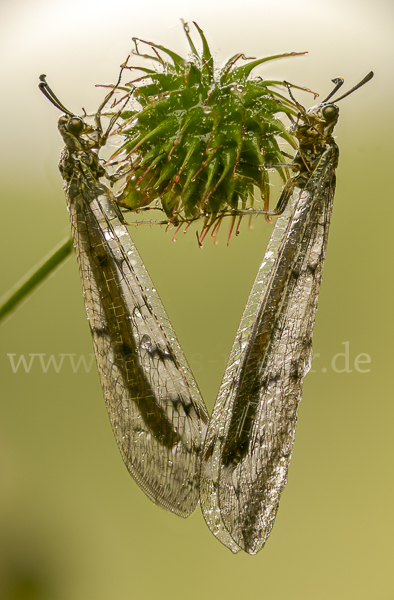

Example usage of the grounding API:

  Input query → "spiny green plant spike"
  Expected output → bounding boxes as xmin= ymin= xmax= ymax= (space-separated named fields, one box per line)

xmin=112 ymin=21 xmax=307 ymax=237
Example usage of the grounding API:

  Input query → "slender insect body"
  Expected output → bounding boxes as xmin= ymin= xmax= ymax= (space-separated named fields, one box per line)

xmin=41 ymin=78 xmax=209 ymax=517
xmin=199 ymin=83 xmax=367 ymax=553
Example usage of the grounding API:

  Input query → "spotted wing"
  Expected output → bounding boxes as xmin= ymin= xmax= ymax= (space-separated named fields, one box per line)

xmin=65 ymin=168 xmax=209 ymax=517
xmin=200 ymin=149 xmax=336 ymax=551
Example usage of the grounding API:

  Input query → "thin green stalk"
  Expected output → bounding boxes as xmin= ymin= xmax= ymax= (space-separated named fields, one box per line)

xmin=0 ymin=237 xmax=73 ymax=323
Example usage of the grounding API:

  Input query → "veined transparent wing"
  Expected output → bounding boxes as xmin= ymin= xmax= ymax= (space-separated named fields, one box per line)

xmin=69 ymin=183 xmax=209 ymax=516
xmin=200 ymin=146 xmax=337 ymax=552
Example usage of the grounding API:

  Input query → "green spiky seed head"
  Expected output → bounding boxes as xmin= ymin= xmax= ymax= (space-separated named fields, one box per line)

xmin=113 ymin=22 xmax=304 ymax=229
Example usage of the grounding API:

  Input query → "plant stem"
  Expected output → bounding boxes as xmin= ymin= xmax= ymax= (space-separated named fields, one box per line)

xmin=0 ymin=237 xmax=73 ymax=323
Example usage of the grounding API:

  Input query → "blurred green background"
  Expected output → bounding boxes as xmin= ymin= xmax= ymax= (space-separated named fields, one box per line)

xmin=0 ymin=0 xmax=392 ymax=598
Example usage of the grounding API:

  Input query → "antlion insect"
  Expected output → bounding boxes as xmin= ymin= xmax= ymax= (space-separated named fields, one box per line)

xmin=38 ymin=72 xmax=210 ymax=518
xmin=199 ymin=71 xmax=374 ymax=554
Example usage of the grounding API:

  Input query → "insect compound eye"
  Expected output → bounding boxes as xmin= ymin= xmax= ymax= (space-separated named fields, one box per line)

xmin=67 ymin=117 xmax=84 ymax=136
xmin=321 ymin=104 xmax=339 ymax=121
